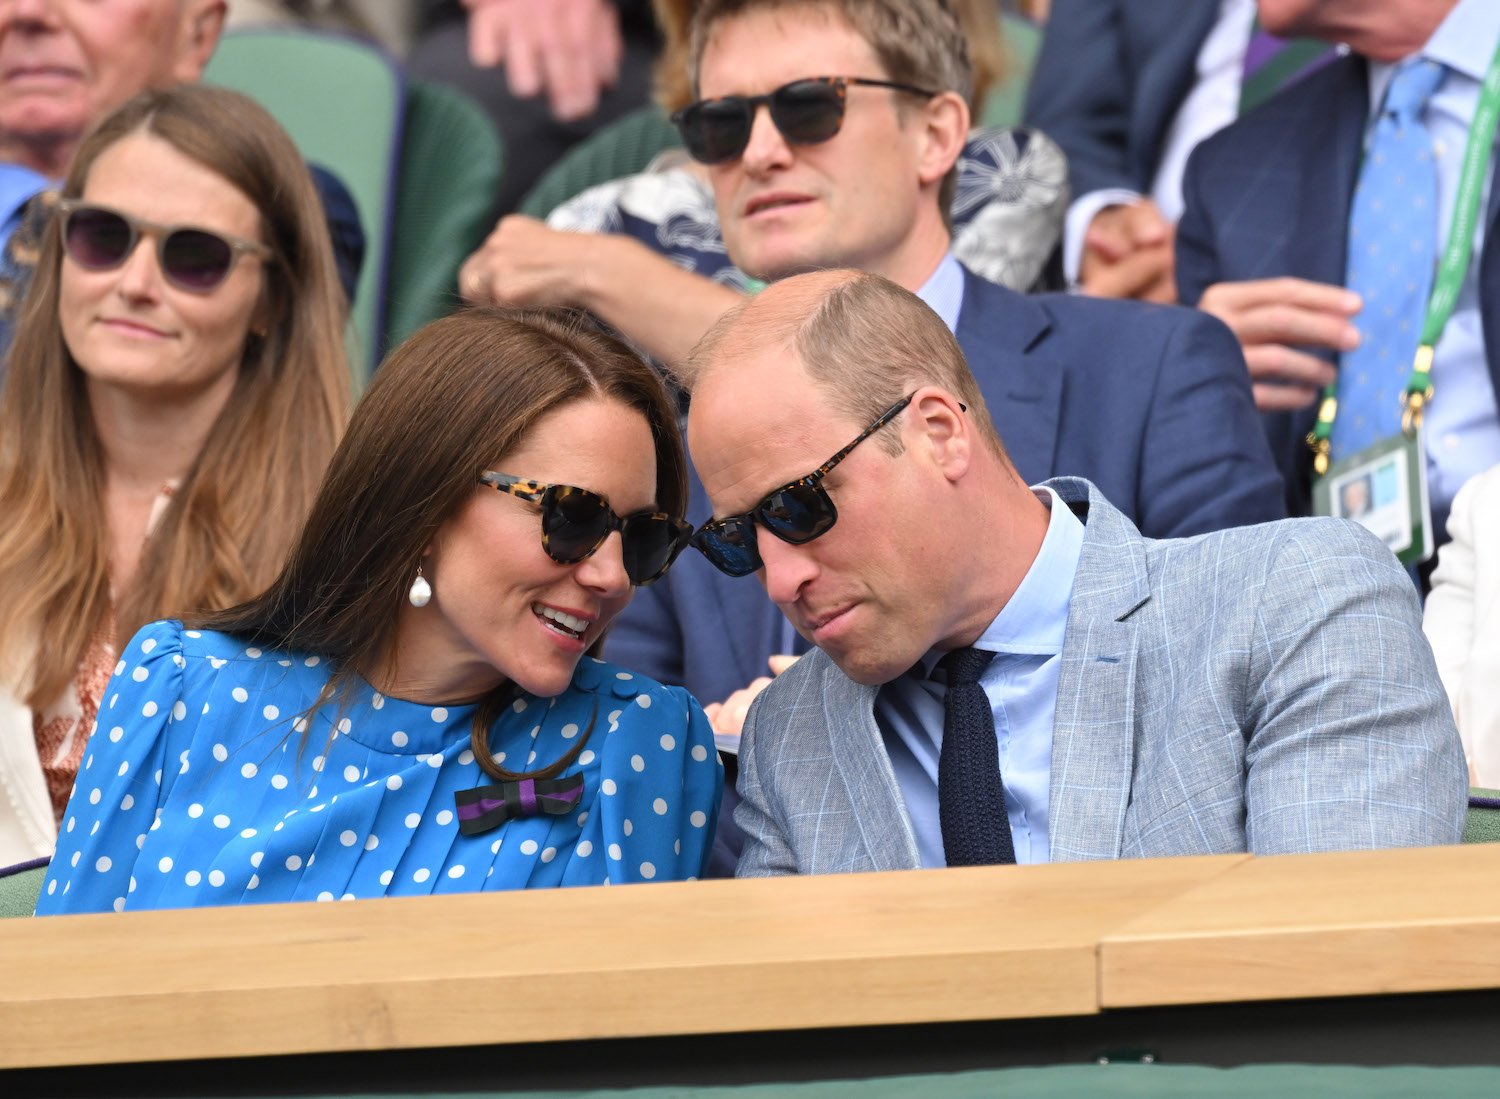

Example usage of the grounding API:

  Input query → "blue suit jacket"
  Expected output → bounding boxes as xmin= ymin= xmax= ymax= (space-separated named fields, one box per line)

xmin=1023 ymin=0 xmax=1218 ymax=198
xmin=608 ymin=268 xmax=1286 ymax=706
xmin=1176 ymin=53 xmax=1500 ymax=516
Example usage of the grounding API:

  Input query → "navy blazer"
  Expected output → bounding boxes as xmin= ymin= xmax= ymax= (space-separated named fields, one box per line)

xmin=1023 ymin=0 xmax=1218 ymax=199
xmin=1176 ymin=54 xmax=1500 ymax=516
xmin=607 ymin=267 xmax=1286 ymax=706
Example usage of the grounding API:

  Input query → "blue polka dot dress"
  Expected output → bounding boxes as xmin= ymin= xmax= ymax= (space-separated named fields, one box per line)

xmin=36 ymin=620 xmax=723 ymax=914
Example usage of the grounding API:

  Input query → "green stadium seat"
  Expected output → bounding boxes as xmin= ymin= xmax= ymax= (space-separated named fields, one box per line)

xmin=383 ymin=80 xmax=504 ymax=354
xmin=205 ymin=27 xmax=404 ymax=381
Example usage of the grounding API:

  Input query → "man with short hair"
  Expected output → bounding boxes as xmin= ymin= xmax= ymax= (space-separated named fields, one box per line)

xmin=689 ymin=269 xmax=1465 ymax=875
xmin=610 ymin=0 xmax=1286 ymax=737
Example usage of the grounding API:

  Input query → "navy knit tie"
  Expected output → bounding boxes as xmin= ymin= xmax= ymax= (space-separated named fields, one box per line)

xmin=937 ymin=646 xmax=1015 ymax=866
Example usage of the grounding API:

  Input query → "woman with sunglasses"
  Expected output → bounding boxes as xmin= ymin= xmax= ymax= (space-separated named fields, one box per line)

xmin=0 ymin=85 xmax=350 ymax=868
xmin=36 ymin=307 xmax=722 ymax=913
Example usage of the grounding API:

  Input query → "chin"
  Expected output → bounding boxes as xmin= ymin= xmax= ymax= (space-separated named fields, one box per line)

xmin=748 ymin=252 xmax=827 ymax=285
xmin=829 ymin=648 xmax=909 ymax=689
xmin=505 ymin=655 xmax=584 ymax=700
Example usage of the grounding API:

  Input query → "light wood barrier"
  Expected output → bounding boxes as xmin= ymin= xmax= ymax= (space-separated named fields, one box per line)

xmin=0 ymin=854 xmax=1244 ymax=1070
xmin=1100 ymin=844 xmax=1500 ymax=1008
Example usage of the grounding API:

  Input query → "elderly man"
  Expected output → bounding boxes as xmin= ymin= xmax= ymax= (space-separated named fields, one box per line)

xmin=601 ymin=0 xmax=1286 ymax=744
xmin=687 ymin=269 xmax=1465 ymax=875
xmin=0 ymin=0 xmax=362 ymax=336
xmin=1178 ymin=0 xmax=1500 ymax=535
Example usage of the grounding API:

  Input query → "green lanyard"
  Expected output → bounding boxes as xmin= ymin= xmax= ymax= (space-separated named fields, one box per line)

xmin=1309 ymin=40 xmax=1500 ymax=475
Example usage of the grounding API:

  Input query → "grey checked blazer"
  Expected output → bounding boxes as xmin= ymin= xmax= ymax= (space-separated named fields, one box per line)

xmin=735 ymin=478 xmax=1467 ymax=876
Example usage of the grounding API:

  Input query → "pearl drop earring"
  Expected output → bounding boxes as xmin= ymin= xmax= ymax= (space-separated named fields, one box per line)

xmin=408 ymin=565 xmax=432 ymax=608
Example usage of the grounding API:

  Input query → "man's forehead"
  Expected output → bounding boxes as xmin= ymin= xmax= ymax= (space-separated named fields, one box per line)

xmin=688 ymin=351 xmax=837 ymax=513
xmin=698 ymin=4 xmax=876 ymax=82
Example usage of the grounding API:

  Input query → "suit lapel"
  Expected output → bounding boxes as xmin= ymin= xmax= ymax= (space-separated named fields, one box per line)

xmin=1289 ymin=57 xmax=1366 ymax=287
xmin=822 ymin=672 xmax=920 ymax=871
xmin=954 ymin=270 xmax=1065 ymax=485
xmin=1046 ymin=479 xmax=1149 ymax=862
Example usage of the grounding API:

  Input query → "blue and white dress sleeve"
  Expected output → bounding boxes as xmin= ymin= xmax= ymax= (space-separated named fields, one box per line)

xmin=596 ymin=677 xmax=723 ymax=883
xmin=36 ymin=620 xmax=186 ymax=914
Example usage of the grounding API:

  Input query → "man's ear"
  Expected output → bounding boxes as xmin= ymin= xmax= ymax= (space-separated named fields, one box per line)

xmin=915 ymin=90 xmax=969 ymax=188
xmin=911 ymin=388 xmax=971 ymax=483
xmin=173 ymin=0 xmax=228 ymax=83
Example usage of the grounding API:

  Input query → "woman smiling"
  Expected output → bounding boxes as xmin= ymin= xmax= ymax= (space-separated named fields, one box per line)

xmin=36 ymin=307 xmax=721 ymax=913
xmin=0 ymin=85 xmax=350 ymax=865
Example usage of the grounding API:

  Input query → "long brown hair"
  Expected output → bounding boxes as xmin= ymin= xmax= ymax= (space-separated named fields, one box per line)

xmin=197 ymin=307 xmax=688 ymax=780
xmin=0 ymin=84 xmax=350 ymax=709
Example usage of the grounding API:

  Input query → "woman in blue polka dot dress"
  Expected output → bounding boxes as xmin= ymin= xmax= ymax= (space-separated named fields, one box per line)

xmin=37 ymin=309 xmax=722 ymax=913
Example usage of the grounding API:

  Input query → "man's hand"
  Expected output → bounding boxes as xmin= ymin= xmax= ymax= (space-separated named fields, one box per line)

xmin=463 ymin=0 xmax=623 ymax=122
xmin=1197 ymin=277 xmax=1362 ymax=412
xmin=459 ymin=215 xmax=594 ymax=310
xmin=1079 ymin=198 xmax=1177 ymax=304
xmin=703 ymin=656 xmax=800 ymax=739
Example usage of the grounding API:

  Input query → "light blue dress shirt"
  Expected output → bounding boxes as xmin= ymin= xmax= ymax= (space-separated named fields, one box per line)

xmin=915 ymin=250 xmax=966 ymax=333
xmin=1366 ymin=0 xmax=1500 ymax=520
xmin=874 ymin=486 xmax=1084 ymax=867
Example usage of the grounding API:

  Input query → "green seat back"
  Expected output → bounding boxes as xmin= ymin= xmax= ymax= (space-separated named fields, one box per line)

xmin=205 ymin=27 xmax=404 ymax=380
xmin=383 ymin=80 xmax=504 ymax=354
xmin=984 ymin=13 xmax=1044 ymax=127
xmin=1465 ymin=788 xmax=1500 ymax=843
xmin=0 ymin=863 xmax=45 ymax=918
xmin=517 ymin=105 xmax=682 ymax=221
xmin=979 ymin=14 xmax=1043 ymax=128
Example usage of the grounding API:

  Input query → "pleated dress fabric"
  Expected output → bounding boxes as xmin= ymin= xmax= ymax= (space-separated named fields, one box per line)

xmin=36 ymin=619 xmax=722 ymax=914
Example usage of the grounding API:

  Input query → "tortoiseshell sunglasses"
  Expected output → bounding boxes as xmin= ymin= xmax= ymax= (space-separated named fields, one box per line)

xmin=480 ymin=473 xmax=693 ymax=587
xmin=691 ymin=393 xmax=920 ymax=577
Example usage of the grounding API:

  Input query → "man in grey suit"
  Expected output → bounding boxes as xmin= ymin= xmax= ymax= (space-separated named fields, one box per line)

xmin=685 ymin=268 xmax=1467 ymax=876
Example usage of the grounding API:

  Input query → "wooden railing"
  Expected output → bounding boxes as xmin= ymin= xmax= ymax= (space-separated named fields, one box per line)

xmin=5 ymin=845 xmax=1500 ymax=1071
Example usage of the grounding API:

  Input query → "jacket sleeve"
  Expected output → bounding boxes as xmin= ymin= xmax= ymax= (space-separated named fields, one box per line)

xmin=1174 ymin=138 xmax=1224 ymax=307
xmin=733 ymin=689 xmax=798 ymax=877
xmin=1135 ymin=307 xmax=1287 ymax=536
xmin=35 ymin=621 xmax=186 ymax=915
xmin=1244 ymin=521 xmax=1468 ymax=852
xmin=1021 ymin=0 xmax=1139 ymax=198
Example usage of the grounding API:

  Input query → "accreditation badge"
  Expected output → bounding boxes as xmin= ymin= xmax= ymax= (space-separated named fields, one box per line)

xmin=1313 ymin=430 xmax=1433 ymax=566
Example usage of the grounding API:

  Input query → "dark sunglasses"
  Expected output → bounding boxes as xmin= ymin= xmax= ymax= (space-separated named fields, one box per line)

xmin=57 ymin=199 xmax=273 ymax=294
xmin=670 ymin=75 xmax=938 ymax=165
xmin=481 ymin=472 xmax=693 ymax=587
xmin=692 ymin=392 xmax=929 ymax=577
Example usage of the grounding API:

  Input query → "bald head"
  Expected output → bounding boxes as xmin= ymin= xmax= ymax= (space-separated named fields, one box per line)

xmin=690 ymin=268 xmax=1006 ymax=457
xmin=684 ymin=269 xmax=1046 ymax=684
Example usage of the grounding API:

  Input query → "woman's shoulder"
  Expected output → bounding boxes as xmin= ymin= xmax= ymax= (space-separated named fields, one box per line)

xmin=566 ymin=657 xmax=700 ymax=721
xmin=120 ymin=621 xmax=318 ymax=679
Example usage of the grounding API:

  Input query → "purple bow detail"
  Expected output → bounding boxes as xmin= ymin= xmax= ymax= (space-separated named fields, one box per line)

xmin=453 ymin=773 xmax=585 ymax=836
